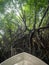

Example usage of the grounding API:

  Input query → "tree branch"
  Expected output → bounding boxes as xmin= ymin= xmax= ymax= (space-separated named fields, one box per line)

xmin=38 ymin=5 xmax=49 ymax=27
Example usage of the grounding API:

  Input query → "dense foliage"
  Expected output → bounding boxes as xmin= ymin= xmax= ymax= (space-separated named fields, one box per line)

xmin=0 ymin=0 xmax=49 ymax=64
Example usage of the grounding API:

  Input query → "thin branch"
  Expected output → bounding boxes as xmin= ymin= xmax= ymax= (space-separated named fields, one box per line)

xmin=33 ymin=2 xmax=37 ymax=30
xmin=33 ymin=10 xmax=36 ymax=29
xmin=37 ymin=26 xmax=49 ymax=30
xmin=38 ymin=5 xmax=49 ymax=27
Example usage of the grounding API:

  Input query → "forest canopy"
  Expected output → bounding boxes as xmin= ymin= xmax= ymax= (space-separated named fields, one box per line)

xmin=0 ymin=0 xmax=49 ymax=64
